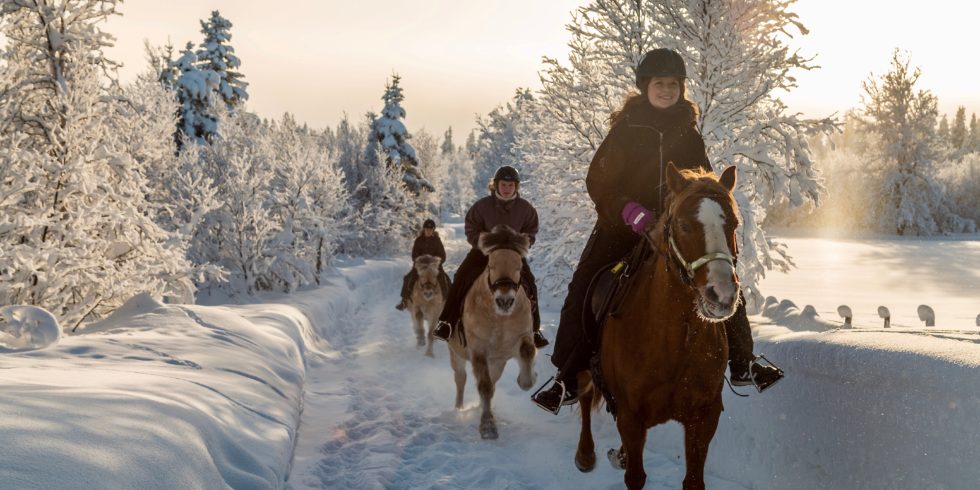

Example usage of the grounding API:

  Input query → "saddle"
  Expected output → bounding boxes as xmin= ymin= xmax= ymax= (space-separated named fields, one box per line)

xmin=585 ymin=240 xmax=651 ymax=417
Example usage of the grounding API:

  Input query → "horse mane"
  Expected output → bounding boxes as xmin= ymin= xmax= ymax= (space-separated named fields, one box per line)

xmin=478 ymin=225 xmax=530 ymax=257
xmin=415 ymin=255 xmax=441 ymax=267
xmin=650 ymin=168 xmax=739 ymax=244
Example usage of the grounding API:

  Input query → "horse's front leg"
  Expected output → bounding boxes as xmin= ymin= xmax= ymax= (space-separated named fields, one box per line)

xmin=412 ymin=310 xmax=425 ymax=347
xmin=575 ymin=373 xmax=596 ymax=472
xmin=681 ymin=401 xmax=722 ymax=490
xmin=515 ymin=335 xmax=536 ymax=390
xmin=615 ymin=411 xmax=648 ymax=490
xmin=472 ymin=352 xmax=498 ymax=439
xmin=449 ymin=349 xmax=467 ymax=409
xmin=423 ymin=311 xmax=436 ymax=358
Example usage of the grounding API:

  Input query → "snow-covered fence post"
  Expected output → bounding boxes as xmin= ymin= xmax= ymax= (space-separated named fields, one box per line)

xmin=877 ymin=306 xmax=891 ymax=328
xmin=917 ymin=305 xmax=935 ymax=327
xmin=837 ymin=305 xmax=853 ymax=328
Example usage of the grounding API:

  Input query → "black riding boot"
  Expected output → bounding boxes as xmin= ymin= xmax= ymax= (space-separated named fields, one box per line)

xmin=522 ymin=260 xmax=548 ymax=348
xmin=395 ymin=270 xmax=417 ymax=310
xmin=726 ymin=294 xmax=785 ymax=392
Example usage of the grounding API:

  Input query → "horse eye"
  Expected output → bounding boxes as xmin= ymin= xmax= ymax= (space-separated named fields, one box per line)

xmin=679 ymin=221 xmax=691 ymax=233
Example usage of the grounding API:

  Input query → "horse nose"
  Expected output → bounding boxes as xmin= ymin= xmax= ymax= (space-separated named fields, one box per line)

xmin=705 ymin=282 xmax=736 ymax=308
xmin=496 ymin=296 xmax=514 ymax=310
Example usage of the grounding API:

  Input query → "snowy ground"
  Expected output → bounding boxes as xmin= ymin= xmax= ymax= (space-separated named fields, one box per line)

xmin=1 ymin=222 xmax=978 ymax=489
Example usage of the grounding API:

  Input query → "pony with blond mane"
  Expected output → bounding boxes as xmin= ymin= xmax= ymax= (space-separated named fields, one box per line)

xmin=406 ymin=254 xmax=445 ymax=357
xmin=448 ymin=225 xmax=537 ymax=440
xmin=574 ymin=164 xmax=741 ymax=490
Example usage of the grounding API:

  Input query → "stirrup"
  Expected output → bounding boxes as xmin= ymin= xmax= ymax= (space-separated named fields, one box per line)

xmin=735 ymin=354 xmax=784 ymax=393
xmin=432 ymin=321 xmax=452 ymax=343
xmin=531 ymin=377 xmax=573 ymax=415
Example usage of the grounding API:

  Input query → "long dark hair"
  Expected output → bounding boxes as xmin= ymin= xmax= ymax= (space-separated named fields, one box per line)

xmin=609 ymin=78 xmax=700 ymax=129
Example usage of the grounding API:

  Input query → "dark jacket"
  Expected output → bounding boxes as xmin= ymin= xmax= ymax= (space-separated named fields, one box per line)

xmin=586 ymin=99 xmax=711 ymax=235
xmin=464 ymin=193 xmax=539 ymax=248
xmin=411 ymin=233 xmax=446 ymax=262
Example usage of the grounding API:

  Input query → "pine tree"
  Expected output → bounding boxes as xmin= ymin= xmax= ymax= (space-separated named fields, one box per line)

xmin=938 ymin=115 xmax=951 ymax=149
xmin=174 ymin=42 xmax=219 ymax=144
xmin=859 ymin=50 xmax=969 ymax=235
xmin=951 ymin=106 xmax=967 ymax=150
xmin=527 ymin=0 xmax=837 ymax=308
xmin=373 ymin=74 xmax=434 ymax=193
xmin=442 ymin=127 xmax=456 ymax=156
xmin=196 ymin=11 xmax=248 ymax=110
xmin=970 ymin=114 xmax=979 ymax=151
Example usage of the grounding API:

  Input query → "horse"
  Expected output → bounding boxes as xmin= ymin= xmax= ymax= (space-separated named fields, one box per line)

xmin=448 ymin=225 xmax=537 ymax=440
xmin=407 ymin=254 xmax=445 ymax=357
xmin=574 ymin=164 xmax=741 ymax=490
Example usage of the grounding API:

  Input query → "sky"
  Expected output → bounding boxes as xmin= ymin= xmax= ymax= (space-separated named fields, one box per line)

xmin=3 ymin=219 xmax=979 ymax=488
xmin=104 ymin=1 xmax=980 ymax=137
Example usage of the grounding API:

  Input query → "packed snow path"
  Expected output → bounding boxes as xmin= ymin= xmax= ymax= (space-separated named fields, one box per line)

xmin=286 ymin=222 xmax=745 ymax=489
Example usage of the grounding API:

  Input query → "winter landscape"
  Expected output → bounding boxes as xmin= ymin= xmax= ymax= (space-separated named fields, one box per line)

xmin=1 ymin=1 xmax=979 ymax=489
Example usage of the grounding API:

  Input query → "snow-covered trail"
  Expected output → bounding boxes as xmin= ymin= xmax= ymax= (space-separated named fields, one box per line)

xmin=286 ymin=221 xmax=746 ymax=489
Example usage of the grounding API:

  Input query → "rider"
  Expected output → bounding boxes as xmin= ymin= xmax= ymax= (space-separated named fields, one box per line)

xmin=395 ymin=219 xmax=450 ymax=311
xmin=432 ymin=165 xmax=549 ymax=349
xmin=531 ymin=48 xmax=784 ymax=414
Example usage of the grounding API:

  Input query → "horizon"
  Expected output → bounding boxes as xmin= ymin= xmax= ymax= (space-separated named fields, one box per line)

xmin=104 ymin=1 xmax=980 ymax=138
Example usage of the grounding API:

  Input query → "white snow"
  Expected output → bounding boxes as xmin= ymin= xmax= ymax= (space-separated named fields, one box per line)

xmin=1 ymin=222 xmax=978 ymax=489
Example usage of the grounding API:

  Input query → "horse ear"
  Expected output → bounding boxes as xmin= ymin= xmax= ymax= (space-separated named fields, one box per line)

xmin=719 ymin=165 xmax=737 ymax=192
xmin=666 ymin=162 xmax=688 ymax=194
xmin=477 ymin=232 xmax=491 ymax=255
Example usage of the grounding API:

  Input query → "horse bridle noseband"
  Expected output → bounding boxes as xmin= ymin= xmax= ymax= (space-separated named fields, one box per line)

xmin=484 ymin=245 xmax=525 ymax=293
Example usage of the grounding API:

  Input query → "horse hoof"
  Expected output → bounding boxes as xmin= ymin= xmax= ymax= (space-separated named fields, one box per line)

xmin=607 ymin=448 xmax=626 ymax=470
xmin=575 ymin=453 xmax=596 ymax=473
xmin=480 ymin=427 xmax=498 ymax=440
xmin=416 ymin=338 xmax=425 ymax=347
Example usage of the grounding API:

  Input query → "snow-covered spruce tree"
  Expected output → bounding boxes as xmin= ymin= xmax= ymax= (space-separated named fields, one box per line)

xmin=440 ymin=146 xmax=477 ymax=219
xmin=0 ymin=1 xmax=196 ymax=328
xmin=145 ymin=41 xmax=179 ymax=90
xmin=951 ymin=106 xmax=967 ymax=151
xmin=526 ymin=0 xmax=837 ymax=309
xmin=859 ymin=50 xmax=974 ymax=235
xmin=196 ymin=10 xmax=248 ymax=111
xmin=334 ymin=114 xmax=367 ymax=197
xmin=174 ymin=42 xmax=219 ymax=145
xmin=373 ymin=74 xmax=434 ymax=193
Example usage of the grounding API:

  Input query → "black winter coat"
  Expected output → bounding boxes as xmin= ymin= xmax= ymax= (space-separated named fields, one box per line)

xmin=586 ymin=99 xmax=711 ymax=236
xmin=464 ymin=194 xmax=539 ymax=248
xmin=411 ymin=234 xmax=446 ymax=263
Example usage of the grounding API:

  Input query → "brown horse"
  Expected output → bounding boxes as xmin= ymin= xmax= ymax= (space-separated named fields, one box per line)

xmin=575 ymin=164 xmax=741 ymax=490
xmin=448 ymin=225 xmax=537 ymax=440
xmin=407 ymin=254 xmax=445 ymax=357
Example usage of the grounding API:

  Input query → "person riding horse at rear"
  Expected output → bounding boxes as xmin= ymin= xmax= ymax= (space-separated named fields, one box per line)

xmin=532 ymin=48 xmax=784 ymax=414
xmin=433 ymin=165 xmax=549 ymax=349
xmin=395 ymin=219 xmax=450 ymax=311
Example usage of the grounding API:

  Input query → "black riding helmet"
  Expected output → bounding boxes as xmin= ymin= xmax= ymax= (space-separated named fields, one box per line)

xmin=423 ymin=218 xmax=436 ymax=229
xmin=635 ymin=48 xmax=687 ymax=89
xmin=493 ymin=165 xmax=521 ymax=183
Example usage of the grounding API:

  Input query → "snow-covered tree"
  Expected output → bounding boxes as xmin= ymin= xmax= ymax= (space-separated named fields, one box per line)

xmin=951 ymin=106 xmax=967 ymax=151
xmin=0 ymin=1 xmax=195 ymax=327
xmin=859 ymin=50 xmax=973 ymax=235
xmin=196 ymin=10 xmax=248 ymax=110
xmin=472 ymin=89 xmax=536 ymax=195
xmin=523 ymin=0 xmax=837 ymax=308
xmin=174 ymin=42 xmax=219 ymax=145
xmin=937 ymin=115 xmax=951 ymax=150
xmin=439 ymin=147 xmax=477 ymax=218
xmin=373 ymin=74 xmax=434 ymax=193
xmin=334 ymin=114 xmax=366 ymax=196
xmin=970 ymin=114 xmax=980 ymax=152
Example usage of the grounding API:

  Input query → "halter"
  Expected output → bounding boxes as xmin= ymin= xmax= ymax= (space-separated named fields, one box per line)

xmin=663 ymin=194 xmax=736 ymax=281
xmin=484 ymin=245 xmax=525 ymax=293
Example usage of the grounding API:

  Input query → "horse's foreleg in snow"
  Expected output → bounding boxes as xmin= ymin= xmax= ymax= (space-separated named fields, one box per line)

xmin=472 ymin=352 xmax=498 ymax=439
xmin=616 ymin=412 xmax=648 ymax=490
xmin=412 ymin=310 xmax=424 ymax=347
xmin=516 ymin=336 xmax=536 ymax=390
xmin=575 ymin=375 xmax=597 ymax=473
xmin=450 ymin=350 xmax=467 ymax=409
xmin=681 ymin=403 xmax=722 ymax=490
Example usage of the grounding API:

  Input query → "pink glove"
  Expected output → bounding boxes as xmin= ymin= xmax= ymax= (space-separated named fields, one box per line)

xmin=622 ymin=202 xmax=653 ymax=234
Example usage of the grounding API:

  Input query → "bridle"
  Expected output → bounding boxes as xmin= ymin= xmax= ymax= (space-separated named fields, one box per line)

xmin=662 ymin=194 xmax=737 ymax=282
xmin=484 ymin=246 xmax=524 ymax=293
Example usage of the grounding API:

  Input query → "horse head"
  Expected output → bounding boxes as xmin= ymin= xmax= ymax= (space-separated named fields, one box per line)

xmin=648 ymin=163 xmax=740 ymax=321
xmin=414 ymin=255 xmax=442 ymax=300
xmin=478 ymin=225 xmax=530 ymax=315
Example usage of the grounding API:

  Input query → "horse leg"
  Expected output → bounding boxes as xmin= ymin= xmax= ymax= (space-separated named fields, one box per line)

xmin=424 ymin=312 xmax=435 ymax=358
xmin=412 ymin=310 xmax=425 ymax=347
xmin=515 ymin=335 xmax=536 ymax=391
xmin=575 ymin=374 xmax=596 ymax=473
xmin=681 ymin=402 xmax=722 ymax=490
xmin=615 ymin=412 xmax=648 ymax=490
xmin=472 ymin=352 xmax=498 ymax=440
xmin=449 ymin=349 xmax=467 ymax=409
